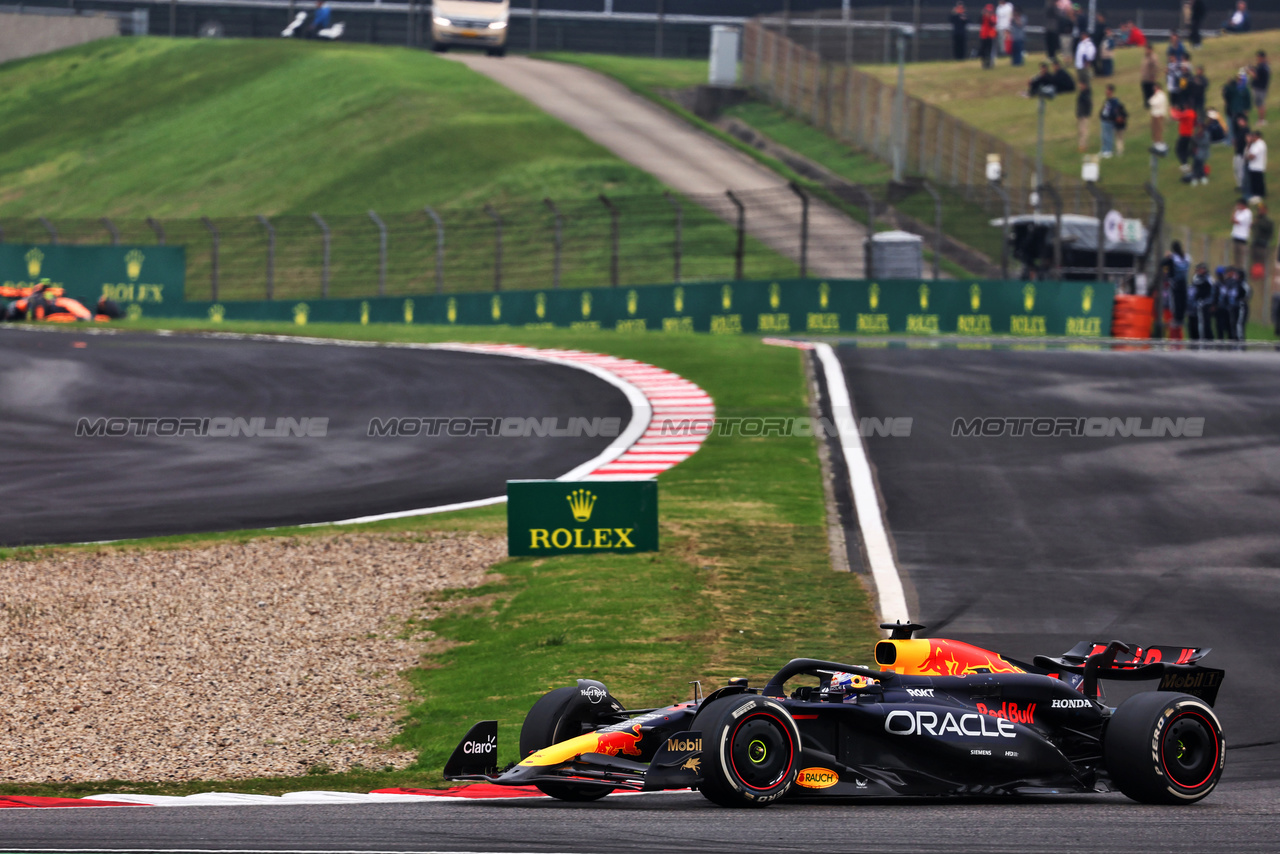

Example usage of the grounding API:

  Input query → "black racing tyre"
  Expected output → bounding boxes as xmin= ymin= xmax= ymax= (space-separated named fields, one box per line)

xmin=518 ymin=686 xmax=611 ymax=802
xmin=693 ymin=694 xmax=800 ymax=808
xmin=1104 ymin=692 xmax=1225 ymax=805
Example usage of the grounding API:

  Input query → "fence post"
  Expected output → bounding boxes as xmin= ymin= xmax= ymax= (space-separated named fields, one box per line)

xmin=1039 ymin=183 xmax=1064 ymax=278
xmin=423 ymin=206 xmax=444 ymax=294
xmin=484 ymin=204 xmax=503 ymax=291
xmin=147 ymin=217 xmax=166 ymax=245
xmin=990 ymin=180 xmax=1011 ymax=279
xmin=1143 ymin=181 xmax=1165 ymax=335
xmin=1085 ymin=183 xmax=1106 ymax=281
xmin=655 ymin=0 xmax=664 ymax=57
xmin=543 ymin=198 xmax=564 ymax=289
xmin=38 ymin=217 xmax=57 ymax=244
xmin=312 ymin=213 xmax=331 ymax=299
xmin=257 ymin=214 xmax=275 ymax=300
xmin=922 ymin=180 xmax=942 ymax=281
xmin=726 ymin=191 xmax=746 ymax=280
xmin=201 ymin=216 xmax=219 ymax=302
xmin=530 ymin=0 xmax=538 ymax=51
xmin=368 ymin=210 xmax=387 ymax=296
xmin=789 ymin=182 xmax=810 ymax=277
xmin=599 ymin=194 xmax=620 ymax=287
xmin=101 ymin=218 xmax=120 ymax=246
xmin=664 ymin=192 xmax=683 ymax=284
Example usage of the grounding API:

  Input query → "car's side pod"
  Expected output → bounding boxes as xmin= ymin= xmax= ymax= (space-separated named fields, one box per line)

xmin=443 ymin=720 xmax=498 ymax=779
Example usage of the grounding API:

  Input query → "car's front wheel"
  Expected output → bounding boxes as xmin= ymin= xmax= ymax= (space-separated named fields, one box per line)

xmin=1104 ymin=691 xmax=1225 ymax=804
xmin=694 ymin=694 xmax=799 ymax=807
xmin=519 ymin=686 xmax=613 ymax=802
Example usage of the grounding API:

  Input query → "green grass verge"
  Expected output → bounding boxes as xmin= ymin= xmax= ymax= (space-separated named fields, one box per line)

xmin=861 ymin=32 xmax=1280 ymax=238
xmin=0 ymin=320 xmax=877 ymax=797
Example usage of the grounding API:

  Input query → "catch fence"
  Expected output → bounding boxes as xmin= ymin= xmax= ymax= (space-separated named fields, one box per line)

xmin=0 ymin=188 xmax=837 ymax=302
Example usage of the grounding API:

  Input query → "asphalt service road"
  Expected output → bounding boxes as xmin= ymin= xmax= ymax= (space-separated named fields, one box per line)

xmin=0 ymin=329 xmax=632 ymax=545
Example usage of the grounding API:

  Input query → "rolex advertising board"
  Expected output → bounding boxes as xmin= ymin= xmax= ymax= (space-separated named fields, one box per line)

xmin=0 ymin=245 xmax=185 ymax=314
xmin=507 ymin=480 xmax=659 ymax=557
xmin=147 ymin=278 xmax=1111 ymax=337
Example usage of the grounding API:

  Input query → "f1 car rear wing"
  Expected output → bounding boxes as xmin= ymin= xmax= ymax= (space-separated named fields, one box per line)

xmin=1034 ymin=640 xmax=1225 ymax=706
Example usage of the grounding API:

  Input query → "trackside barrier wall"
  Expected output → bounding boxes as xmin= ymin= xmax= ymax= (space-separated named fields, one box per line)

xmin=128 ymin=278 xmax=1113 ymax=337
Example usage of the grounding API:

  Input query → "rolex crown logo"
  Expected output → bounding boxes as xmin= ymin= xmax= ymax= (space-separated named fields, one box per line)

xmin=869 ymin=282 xmax=880 ymax=310
xmin=25 ymin=248 xmax=43 ymax=278
xmin=674 ymin=286 xmax=684 ymax=313
xmin=918 ymin=283 xmax=930 ymax=311
xmin=819 ymin=281 xmax=830 ymax=310
xmin=403 ymin=298 xmax=414 ymax=324
xmin=721 ymin=284 xmax=732 ymax=311
xmin=969 ymin=283 xmax=982 ymax=312
xmin=491 ymin=294 xmax=502 ymax=321
xmin=581 ymin=292 xmax=592 ymax=319
xmin=447 ymin=297 xmax=458 ymax=324
xmin=567 ymin=488 xmax=597 ymax=522
xmin=125 ymin=249 xmax=145 ymax=281
xmin=769 ymin=282 xmax=780 ymax=310
xmin=1082 ymin=285 xmax=1094 ymax=313
xmin=536 ymin=292 xmax=546 ymax=319
xmin=627 ymin=289 xmax=638 ymax=316
xmin=1022 ymin=283 xmax=1036 ymax=313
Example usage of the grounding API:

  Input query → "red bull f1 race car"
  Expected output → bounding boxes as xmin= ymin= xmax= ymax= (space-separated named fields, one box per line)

xmin=445 ymin=623 xmax=1226 ymax=807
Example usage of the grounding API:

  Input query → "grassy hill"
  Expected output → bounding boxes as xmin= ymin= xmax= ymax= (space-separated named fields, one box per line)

xmin=0 ymin=39 xmax=795 ymax=297
xmin=864 ymin=31 xmax=1280 ymax=240
xmin=0 ymin=38 xmax=656 ymax=216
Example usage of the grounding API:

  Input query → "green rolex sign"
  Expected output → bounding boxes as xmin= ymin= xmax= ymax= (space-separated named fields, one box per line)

xmin=507 ymin=480 xmax=658 ymax=556
xmin=0 ymin=244 xmax=185 ymax=314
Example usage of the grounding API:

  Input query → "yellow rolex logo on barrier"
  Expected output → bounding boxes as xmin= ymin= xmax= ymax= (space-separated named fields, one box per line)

xmin=869 ymin=282 xmax=880 ymax=310
xmin=207 ymin=304 xmax=225 ymax=323
xmin=536 ymin=292 xmax=546 ymax=319
xmin=25 ymin=248 xmax=43 ymax=278
xmin=970 ymin=283 xmax=982 ymax=312
xmin=126 ymin=249 xmax=145 ymax=281
xmin=293 ymin=303 xmax=309 ymax=325
xmin=673 ymin=286 xmax=684 ymax=313
xmin=819 ymin=281 xmax=830 ymax=309
xmin=447 ymin=297 xmax=457 ymax=324
xmin=1082 ymin=286 xmax=1094 ymax=313
xmin=404 ymin=298 xmax=414 ymax=324
xmin=919 ymin=283 xmax=930 ymax=310
xmin=361 ymin=301 xmax=370 ymax=325
xmin=627 ymin=289 xmax=638 ymax=316
xmin=567 ymin=488 xmax=597 ymax=522
xmin=581 ymin=291 xmax=592 ymax=319
xmin=721 ymin=284 xmax=732 ymax=311
xmin=1023 ymin=283 xmax=1036 ymax=312
xmin=769 ymin=282 xmax=781 ymax=309
xmin=491 ymin=295 xmax=502 ymax=321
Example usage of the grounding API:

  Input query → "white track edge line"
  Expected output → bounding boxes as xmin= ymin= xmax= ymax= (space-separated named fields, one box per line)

xmin=812 ymin=343 xmax=909 ymax=624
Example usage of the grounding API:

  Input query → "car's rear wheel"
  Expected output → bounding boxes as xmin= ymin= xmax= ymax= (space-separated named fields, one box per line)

xmin=519 ymin=686 xmax=612 ymax=802
xmin=694 ymin=695 xmax=799 ymax=808
xmin=1104 ymin=692 xmax=1225 ymax=804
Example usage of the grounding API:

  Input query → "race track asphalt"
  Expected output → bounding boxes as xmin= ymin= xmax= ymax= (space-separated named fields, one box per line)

xmin=0 ymin=782 xmax=1277 ymax=853
xmin=0 ymin=329 xmax=631 ymax=545
xmin=834 ymin=343 xmax=1280 ymax=774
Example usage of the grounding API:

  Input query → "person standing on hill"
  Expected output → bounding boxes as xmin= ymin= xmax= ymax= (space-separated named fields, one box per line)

xmin=1044 ymin=0 xmax=1060 ymax=57
xmin=1149 ymin=83 xmax=1170 ymax=152
xmin=1246 ymin=130 xmax=1268 ymax=201
xmin=1232 ymin=200 xmax=1254 ymax=267
xmin=1074 ymin=32 xmax=1096 ymax=81
xmin=1190 ymin=65 xmax=1209 ymax=116
xmin=1225 ymin=71 xmax=1253 ymax=123
xmin=1010 ymin=10 xmax=1027 ymax=66
xmin=1233 ymin=113 xmax=1252 ymax=191
xmin=1099 ymin=83 xmax=1127 ymax=157
xmin=1077 ymin=77 xmax=1093 ymax=152
xmin=1191 ymin=118 xmax=1211 ymax=184
xmin=1190 ymin=0 xmax=1207 ymax=46
xmin=1121 ymin=20 xmax=1146 ymax=48
xmin=980 ymin=5 xmax=998 ymax=68
xmin=996 ymin=0 xmax=1013 ymax=57
xmin=1252 ymin=51 xmax=1270 ymax=126
xmin=952 ymin=2 xmax=969 ymax=60
xmin=1171 ymin=102 xmax=1198 ymax=177
xmin=1141 ymin=45 xmax=1159 ymax=110
xmin=1167 ymin=33 xmax=1189 ymax=63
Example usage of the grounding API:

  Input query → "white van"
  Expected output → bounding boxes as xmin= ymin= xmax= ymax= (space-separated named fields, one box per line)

xmin=430 ymin=0 xmax=509 ymax=56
